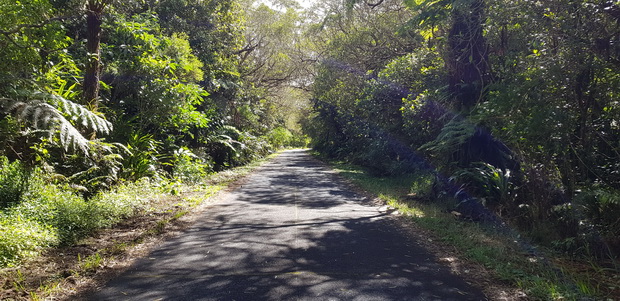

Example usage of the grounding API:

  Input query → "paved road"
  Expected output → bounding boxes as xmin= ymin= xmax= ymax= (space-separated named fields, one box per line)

xmin=92 ymin=150 xmax=486 ymax=300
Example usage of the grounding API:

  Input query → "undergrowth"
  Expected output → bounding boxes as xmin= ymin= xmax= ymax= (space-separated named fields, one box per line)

xmin=0 ymin=152 xmax=277 ymax=300
xmin=322 ymin=156 xmax=612 ymax=301
xmin=0 ymin=176 xmax=154 ymax=267
xmin=0 ymin=152 xmax=277 ymax=269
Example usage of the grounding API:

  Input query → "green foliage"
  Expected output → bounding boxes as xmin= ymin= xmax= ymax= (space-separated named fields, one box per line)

xmin=0 ymin=157 xmax=31 ymax=209
xmin=265 ymin=126 xmax=294 ymax=149
xmin=451 ymin=162 xmax=514 ymax=207
xmin=310 ymin=0 xmax=620 ymax=273
xmin=327 ymin=158 xmax=595 ymax=300
xmin=9 ymin=178 xmax=110 ymax=243
xmin=78 ymin=252 xmax=103 ymax=274
xmin=0 ymin=0 xmax=300 ymax=272
xmin=419 ymin=116 xmax=476 ymax=165
xmin=573 ymin=186 xmax=620 ymax=255
xmin=235 ymin=131 xmax=272 ymax=163
xmin=120 ymin=133 xmax=162 ymax=181
xmin=0 ymin=171 xmax=153 ymax=267
xmin=171 ymin=147 xmax=212 ymax=184
xmin=60 ymin=141 xmax=126 ymax=195
xmin=156 ymin=0 xmax=244 ymax=84
xmin=0 ymin=216 xmax=58 ymax=267
xmin=104 ymin=12 xmax=213 ymax=138
xmin=0 ymin=93 xmax=112 ymax=154
xmin=0 ymin=0 xmax=71 ymax=91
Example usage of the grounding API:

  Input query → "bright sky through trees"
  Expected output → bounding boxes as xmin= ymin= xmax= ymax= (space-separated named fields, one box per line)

xmin=257 ymin=0 xmax=316 ymax=9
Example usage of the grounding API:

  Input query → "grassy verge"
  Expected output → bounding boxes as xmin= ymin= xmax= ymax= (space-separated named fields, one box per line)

xmin=0 ymin=152 xmax=278 ymax=301
xmin=321 ymin=156 xmax=615 ymax=301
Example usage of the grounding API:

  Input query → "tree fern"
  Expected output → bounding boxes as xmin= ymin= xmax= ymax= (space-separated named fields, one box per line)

xmin=206 ymin=125 xmax=245 ymax=154
xmin=0 ymin=93 xmax=112 ymax=154
xmin=419 ymin=115 xmax=476 ymax=157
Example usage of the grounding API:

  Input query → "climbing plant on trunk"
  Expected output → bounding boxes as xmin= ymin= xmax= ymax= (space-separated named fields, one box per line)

xmin=446 ymin=0 xmax=489 ymax=112
xmin=405 ymin=0 xmax=490 ymax=112
xmin=83 ymin=0 xmax=111 ymax=111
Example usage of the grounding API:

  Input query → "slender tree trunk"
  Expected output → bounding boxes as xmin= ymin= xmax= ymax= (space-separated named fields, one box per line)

xmin=83 ymin=0 xmax=107 ymax=111
xmin=446 ymin=0 xmax=489 ymax=113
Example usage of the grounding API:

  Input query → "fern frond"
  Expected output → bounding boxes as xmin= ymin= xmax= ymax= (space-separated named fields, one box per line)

xmin=218 ymin=125 xmax=242 ymax=140
xmin=0 ymin=95 xmax=112 ymax=154
xmin=47 ymin=94 xmax=113 ymax=135
xmin=419 ymin=116 xmax=476 ymax=155
xmin=111 ymin=142 xmax=132 ymax=156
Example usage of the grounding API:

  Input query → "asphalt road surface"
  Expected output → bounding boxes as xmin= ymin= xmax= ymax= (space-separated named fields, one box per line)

xmin=91 ymin=149 xmax=487 ymax=300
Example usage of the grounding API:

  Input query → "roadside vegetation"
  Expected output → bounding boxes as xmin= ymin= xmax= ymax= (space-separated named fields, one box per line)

xmin=305 ymin=0 xmax=620 ymax=300
xmin=321 ymin=156 xmax=619 ymax=300
xmin=0 ymin=0 xmax=308 ymax=299
xmin=0 ymin=0 xmax=309 ymax=266
xmin=0 ymin=153 xmax=277 ymax=300
xmin=2 ymin=0 xmax=620 ymax=300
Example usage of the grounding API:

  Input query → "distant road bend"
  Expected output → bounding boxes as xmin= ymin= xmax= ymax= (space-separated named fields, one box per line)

xmin=92 ymin=149 xmax=487 ymax=300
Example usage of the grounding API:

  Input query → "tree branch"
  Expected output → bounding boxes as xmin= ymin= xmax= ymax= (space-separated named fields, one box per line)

xmin=365 ymin=0 xmax=385 ymax=8
xmin=0 ymin=16 xmax=69 ymax=36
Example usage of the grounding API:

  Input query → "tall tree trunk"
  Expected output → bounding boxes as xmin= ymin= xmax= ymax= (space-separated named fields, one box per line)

xmin=446 ymin=0 xmax=489 ymax=113
xmin=83 ymin=0 xmax=108 ymax=111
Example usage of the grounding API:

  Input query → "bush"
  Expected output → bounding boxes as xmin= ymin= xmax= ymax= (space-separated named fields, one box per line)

xmin=3 ymin=174 xmax=150 ymax=254
xmin=0 ymin=216 xmax=58 ymax=267
xmin=0 ymin=177 xmax=152 ymax=267
xmin=573 ymin=186 xmax=620 ymax=257
xmin=289 ymin=134 xmax=311 ymax=148
xmin=266 ymin=127 xmax=294 ymax=149
xmin=11 ymin=182 xmax=96 ymax=244
xmin=121 ymin=133 xmax=162 ymax=181
xmin=238 ymin=132 xmax=272 ymax=163
xmin=86 ymin=181 xmax=149 ymax=227
xmin=0 ymin=156 xmax=31 ymax=209
xmin=172 ymin=147 xmax=212 ymax=184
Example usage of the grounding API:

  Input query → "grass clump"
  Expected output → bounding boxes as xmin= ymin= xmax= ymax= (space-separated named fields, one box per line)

xmin=0 ymin=166 xmax=154 ymax=267
xmin=0 ymin=157 xmax=31 ymax=209
xmin=0 ymin=216 xmax=58 ymax=267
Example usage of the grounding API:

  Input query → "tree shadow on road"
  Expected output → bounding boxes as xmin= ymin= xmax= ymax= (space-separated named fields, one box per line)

xmin=90 ymin=214 xmax=485 ymax=300
xmin=86 ymin=150 xmax=485 ymax=300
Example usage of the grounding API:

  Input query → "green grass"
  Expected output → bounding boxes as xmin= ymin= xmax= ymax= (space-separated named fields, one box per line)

xmin=0 ymin=152 xmax=280 ymax=300
xmin=77 ymin=253 xmax=103 ymax=274
xmin=0 ymin=152 xmax=278 ymax=269
xmin=322 ymin=156 xmax=597 ymax=301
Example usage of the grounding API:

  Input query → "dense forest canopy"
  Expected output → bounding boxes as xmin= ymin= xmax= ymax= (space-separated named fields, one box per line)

xmin=0 ymin=0 xmax=312 ymax=268
xmin=0 ymin=0 xmax=619 ymax=287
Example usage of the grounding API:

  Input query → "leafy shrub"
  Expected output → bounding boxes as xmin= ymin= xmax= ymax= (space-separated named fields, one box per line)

xmin=11 ymin=182 xmax=93 ymax=243
xmin=237 ymin=132 xmax=272 ymax=164
xmin=172 ymin=147 xmax=212 ymax=184
xmin=7 ymin=176 xmax=148 ymax=246
xmin=0 ymin=216 xmax=58 ymax=267
xmin=0 ymin=93 xmax=112 ymax=155
xmin=121 ymin=133 xmax=162 ymax=181
xmin=450 ymin=162 xmax=515 ymax=208
xmin=203 ymin=125 xmax=273 ymax=170
xmin=86 ymin=182 xmax=149 ymax=227
xmin=0 ymin=156 xmax=31 ymax=209
xmin=58 ymin=141 xmax=127 ymax=197
xmin=289 ymin=134 xmax=311 ymax=148
xmin=573 ymin=186 xmax=620 ymax=256
xmin=0 ymin=177 xmax=153 ymax=267
xmin=266 ymin=127 xmax=294 ymax=148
